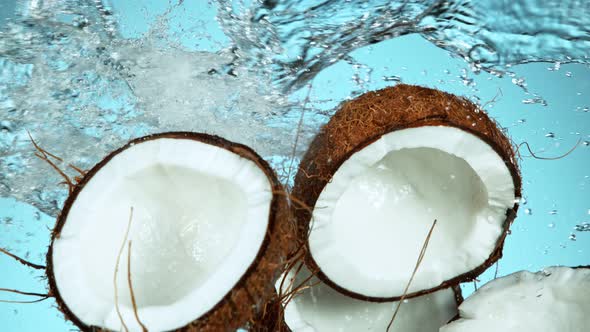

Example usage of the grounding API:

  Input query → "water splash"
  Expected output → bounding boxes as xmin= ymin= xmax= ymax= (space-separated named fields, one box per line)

xmin=1 ymin=0 xmax=589 ymax=216
xmin=220 ymin=0 xmax=590 ymax=92
xmin=0 ymin=1 xmax=302 ymax=215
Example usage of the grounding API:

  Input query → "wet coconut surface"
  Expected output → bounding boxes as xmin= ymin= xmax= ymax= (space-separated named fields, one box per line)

xmin=1 ymin=0 xmax=590 ymax=331
xmin=46 ymin=133 xmax=294 ymax=331
xmin=441 ymin=266 xmax=590 ymax=332
xmin=293 ymin=84 xmax=521 ymax=301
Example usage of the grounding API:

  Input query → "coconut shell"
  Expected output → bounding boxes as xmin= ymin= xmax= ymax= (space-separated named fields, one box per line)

xmin=249 ymin=293 xmax=291 ymax=332
xmin=292 ymin=84 xmax=522 ymax=302
xmin=46 ymin=132 xmax=296 ymax=332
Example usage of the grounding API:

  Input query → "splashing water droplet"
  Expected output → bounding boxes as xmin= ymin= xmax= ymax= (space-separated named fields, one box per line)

xmin=548 ymin=62 xmax=561 ymax=71
xmin=523 ymin=97 xmax=548 ymax=106
xmin=382 ymin=75 xmax=401 ymax=82
xmin=574 ymin=222 xmax=590 ymax=232
xmin=512 ymin=77 xmax=527 ymax=88
xmin=548 ymin=209 xmax=558 ymax=215
xmin=525 ymin=208 xmax=532 ymax=215
xmin=569 ymin=233 xmax=577 ymax=241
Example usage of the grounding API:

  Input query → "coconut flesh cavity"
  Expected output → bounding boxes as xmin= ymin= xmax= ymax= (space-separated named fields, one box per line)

xmin=293 ymin=84 xmax=521 ymax=301
xmin=441 ymin=266 xmax=590 ymax=332
xmin=278 ymin=266 xmax=460 ymax=332
xmin=48 ymin=133 xmax=289 ymax=332
xmin=310 ymin=126 xmax=515 ymax=298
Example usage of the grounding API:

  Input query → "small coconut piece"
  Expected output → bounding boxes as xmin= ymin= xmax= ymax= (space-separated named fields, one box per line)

xmin=46 ymin=132 xmax=293 ymax=332
xmin=277 ymin=265 xmax=461 ymax=332
xmin=441 ymin=266 xmax=590 ymax=332
xmin=292 ymin=84 xmax=521 ymax=301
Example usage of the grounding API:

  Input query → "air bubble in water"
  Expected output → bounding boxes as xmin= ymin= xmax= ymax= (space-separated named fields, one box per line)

xmin=382 ymin=75 xmax=401 ymax=82
xmin=525 ymin=208 xmax=532 ymax=215
xmin=511 ymin=77 xmax=527 ymax=88
xmin=574 ymin=222 xmax=590 ymax=232
xmin=523 ymin=97 xmax=548 ymax=106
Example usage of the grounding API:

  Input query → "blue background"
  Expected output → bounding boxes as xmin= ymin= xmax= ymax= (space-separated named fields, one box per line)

xmin=1 ymin=0 xmax=589 ymax=330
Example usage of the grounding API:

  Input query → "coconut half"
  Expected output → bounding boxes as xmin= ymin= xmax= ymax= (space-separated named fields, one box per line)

xmin=292 ymin=84 xmax=521 ymax=301
xmin=46 ymin=132 xmax=293 ymax=332
xmin=441 ymin=266 xmax=590 ymax=332
xmin=277 ymin=265 xmax=461 ymax=332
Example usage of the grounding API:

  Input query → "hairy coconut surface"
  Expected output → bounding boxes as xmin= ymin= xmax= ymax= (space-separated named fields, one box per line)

xmin=46 ymin=132 xmax=294 ymax=332
xmin=441 ymin=266 xmax=590 ymax=332
xmin=292 ymin=84 xmax=521 ymax=301
xmin=267 ymin=265 xmax=461 ymax=332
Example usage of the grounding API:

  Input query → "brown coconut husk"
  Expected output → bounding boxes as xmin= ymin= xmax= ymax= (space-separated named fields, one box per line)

xmin=45 ymin=132 xmax=296 ymax=332
xmin=292 ymin=84 xmax=522 ymax=302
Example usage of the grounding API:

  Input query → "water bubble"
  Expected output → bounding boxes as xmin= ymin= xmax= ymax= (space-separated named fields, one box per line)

xmin=548 ymin=209 xmax=558 ymax=215
xmin=522 ymin=97 xmax=548 ymax=106
xmin=565 ymin=71 xmax=572 ymax=77
xmin=548 ymin=223 xmax=555 ymax=228
xmin=574 ymin=222 xmax=590 ymax=232
xmin=382 ymin=75 xmax=401 ymax=82
xmin=0 ymin=120 xmax=13 ymax=132
xmin=511 ymin=77 xmax=527 ymax=88
xmin=569 ymin=233 xmax=577 ymax=241
xmin=547 ymin=62 xmax=561 ymax=71
xmin=525 ymin=208 xmax=532 ymax=215
xmin=545 ymin=132 xmax=555 ymax=138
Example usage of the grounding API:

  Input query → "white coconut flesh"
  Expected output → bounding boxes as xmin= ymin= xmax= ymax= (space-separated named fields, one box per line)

xmin=310 ymin=126 xmax=516 ymax=298
xmin=441 ymin=266 xmax=590 ymax=332
xmin=279 ymin=266 xmax=458 ymax=332
xmin=52 ymin=137 xmax=273 ymax=332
